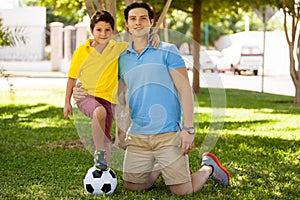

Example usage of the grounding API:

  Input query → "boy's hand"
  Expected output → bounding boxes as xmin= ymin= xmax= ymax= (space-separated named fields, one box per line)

xmin=150 ymin=33 xmax=160 ymax=48
xmin=64 ymin=103 xmax=72 ymax=120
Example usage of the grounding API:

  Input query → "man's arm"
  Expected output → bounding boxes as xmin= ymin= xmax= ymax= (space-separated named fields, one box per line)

xmin=118 ymin=81 xmax=127 ymax=105
xmin=170 ymin=67 xmax=194 ymax=127
xmin=72 ymin=82 xmax=88 ymax=103
xmin=170 ymin=67 xmax=194 ymax=155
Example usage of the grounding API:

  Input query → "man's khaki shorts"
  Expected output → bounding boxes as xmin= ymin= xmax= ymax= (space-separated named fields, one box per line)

xmin=123 ymin=130 xmax=191 ymax=185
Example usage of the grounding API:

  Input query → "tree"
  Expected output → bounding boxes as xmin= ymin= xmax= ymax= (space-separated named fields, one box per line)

xmin=240 ymin=0 xmax=300 ymax=104
xmin=281 ymin=0 xmax=300 ymax=104
xmin=0 ymin=17 xmax=27 ymax=99
xmin=170 ymin=0 xmax=247 ymax=93
xmin=25 ymin=0 xmax=86 ymax=24
xmin=0 ymin=18 xmax=26 ymax=47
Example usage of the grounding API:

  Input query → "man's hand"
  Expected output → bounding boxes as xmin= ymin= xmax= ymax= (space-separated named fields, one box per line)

xmin=72 ymin=82 xmax=88 ymax=103
xmin=178 ymin=130 xmax=194 ymax=155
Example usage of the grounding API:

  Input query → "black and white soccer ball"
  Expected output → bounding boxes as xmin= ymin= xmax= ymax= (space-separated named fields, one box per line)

xmin=83 ymin=166 xmax=117 ymax=195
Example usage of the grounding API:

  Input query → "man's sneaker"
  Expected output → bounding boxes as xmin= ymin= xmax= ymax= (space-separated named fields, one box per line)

xmin=94 ymin=150 xmax=107 ymax=171
xmin=201 ymin=152 xmax=230 ymax=187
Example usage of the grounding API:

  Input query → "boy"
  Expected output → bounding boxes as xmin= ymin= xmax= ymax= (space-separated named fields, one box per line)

xmin=64 ymin=10 xmax=158 ymax=171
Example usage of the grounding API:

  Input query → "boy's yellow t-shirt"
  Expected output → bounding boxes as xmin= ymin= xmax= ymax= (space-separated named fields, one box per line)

xmin=68 ymin=39 xmax=128 ymax=104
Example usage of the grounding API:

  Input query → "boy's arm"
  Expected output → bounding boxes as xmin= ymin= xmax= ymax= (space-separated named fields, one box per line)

xmin=64 ymin=78 xmax=76 ymax=120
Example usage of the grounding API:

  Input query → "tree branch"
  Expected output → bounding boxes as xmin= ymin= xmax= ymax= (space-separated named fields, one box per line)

xmin=171 ymin=6 xmax=192 ymax=14
xmin=153 ymin=0 xmax=173 ymax=33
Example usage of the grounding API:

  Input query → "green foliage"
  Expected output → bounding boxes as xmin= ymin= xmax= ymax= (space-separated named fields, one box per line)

xmin=22 ymin=0 xmax=284 ymax=46
xmin=0 ymin=20 xmax=25 ymax=100
xmin=164 ymin=8 xmax=278 ymax=47
xmin=24 ymin=0 xmax=86 ymax=25
xmin=0 ymin=85 xmax=299 ymax=199
xmin=0 ymin=20 xmax=26 ymax=47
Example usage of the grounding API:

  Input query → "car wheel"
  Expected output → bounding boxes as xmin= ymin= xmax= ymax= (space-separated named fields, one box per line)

xmin=234 ymin=69 xmax=240 ymax=75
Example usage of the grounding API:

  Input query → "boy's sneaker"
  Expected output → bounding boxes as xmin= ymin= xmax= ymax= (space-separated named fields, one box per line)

xmin=201 ymin=152 xmax=230 ymax=187
xmin=94 ymin=150 xmax=107 ymax=171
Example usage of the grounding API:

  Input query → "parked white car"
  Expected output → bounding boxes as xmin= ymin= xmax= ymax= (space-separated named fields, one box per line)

xmin=182 ymin=48 xmax=222 ymax=73
xmin=233 ymin=45 xmax=263 ymax=75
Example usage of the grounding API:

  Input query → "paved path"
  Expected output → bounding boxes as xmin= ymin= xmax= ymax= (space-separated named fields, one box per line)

xmin=0 ymin=60 xmax=295 ymax=97
xmin=198 ymin=72 xmax=295 ymax=96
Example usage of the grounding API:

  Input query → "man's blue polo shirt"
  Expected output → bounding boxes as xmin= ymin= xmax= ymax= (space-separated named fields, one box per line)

xmin=118 ymin=41 xmax=186 ymax=134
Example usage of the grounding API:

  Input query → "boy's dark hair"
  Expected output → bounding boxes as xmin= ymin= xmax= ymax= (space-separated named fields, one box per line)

xmin=90 ymin=11 xmax=115 ymax=30
xmin=124 ymin=1 xmax=154 ymax=21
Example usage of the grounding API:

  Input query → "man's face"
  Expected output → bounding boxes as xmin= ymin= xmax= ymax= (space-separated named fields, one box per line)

xmin=125 ymin=8 xmax=153 ymax=37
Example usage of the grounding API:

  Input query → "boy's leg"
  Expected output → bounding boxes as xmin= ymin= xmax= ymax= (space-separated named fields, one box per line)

xmin=92 ymin=106 xmax=107 ymax=151
xmin=76 ymin=96 xmax=108 ymax=170
xmin=92 ymin=106 xmax=108 ymax=170
xmin=93 ymin=98 xmax=115 ymax=170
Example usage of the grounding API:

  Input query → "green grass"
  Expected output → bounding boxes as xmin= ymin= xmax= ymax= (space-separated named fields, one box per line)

xmin=0 ymin=85 xmax=299 ymax=200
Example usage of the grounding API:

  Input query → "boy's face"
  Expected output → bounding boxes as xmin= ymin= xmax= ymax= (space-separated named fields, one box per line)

xmin=91 ymin=21 xmax=114 ymax=45
xmin=125 ymin=7 xmax=153 ymax=37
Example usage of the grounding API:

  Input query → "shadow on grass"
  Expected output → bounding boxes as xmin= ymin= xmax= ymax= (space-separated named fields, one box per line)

xmin=196 ymin=88 xmax=300 ymax=114
xmin=189 ymin=133 xmax=300 ymax=199
xmin=194 ymin=117 xmax=276 ymax=131
xmin=0 ymin=100 xmax=299 ymax=199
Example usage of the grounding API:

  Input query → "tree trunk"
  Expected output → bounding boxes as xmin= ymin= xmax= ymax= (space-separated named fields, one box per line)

xmin=287 ymin=43 xmax=300 ymax=104
xmin=282 ymin=0 xmax=300 ymax=104
xmin=192 ymin=0 xmax=202 ymax=93
xmin=84 ymin=0 xmax=105 ymax=18
xmin=295 ymin=83 xmax=300 ymax=103
xmin=84 ymin=0 xmax=96 ymax=18
xmin=294 ymin=33 xmax=300 ymax=104
xmin=106 ymin=0 xmax=117 ymax=30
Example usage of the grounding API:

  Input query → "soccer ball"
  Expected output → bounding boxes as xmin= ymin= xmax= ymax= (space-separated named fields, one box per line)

xmin=83 ymin=166 xmax=117 ymax=195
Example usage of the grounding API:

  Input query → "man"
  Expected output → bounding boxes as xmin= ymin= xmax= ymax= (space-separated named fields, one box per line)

xmin=74 ymin=1 xmax=230 ymax=196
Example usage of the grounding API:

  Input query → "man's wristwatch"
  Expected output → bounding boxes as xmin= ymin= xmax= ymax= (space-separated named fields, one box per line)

xmin=183 ymin=126 xmax=195 ymax=135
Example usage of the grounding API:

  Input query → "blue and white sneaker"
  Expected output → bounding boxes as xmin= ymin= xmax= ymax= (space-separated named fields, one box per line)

xmin=201 ymin=152 xmax=230 ymax=186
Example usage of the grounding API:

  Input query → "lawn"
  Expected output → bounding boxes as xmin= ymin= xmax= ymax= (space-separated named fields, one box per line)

xmin=0 ymin=84 xmax=299 ymax=200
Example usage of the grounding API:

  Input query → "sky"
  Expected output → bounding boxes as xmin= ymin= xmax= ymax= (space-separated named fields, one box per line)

xmin=0 ymin=0 xmax=23 ymax=9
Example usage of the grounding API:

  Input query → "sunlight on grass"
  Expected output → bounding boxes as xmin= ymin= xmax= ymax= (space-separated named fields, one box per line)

xmin=0 ymin=86 xmax=299 ymax=199
xmin=222 ymin=108 xmax=300 ymax=140
xmin=0 ymin=87 xmax=65 ymax=106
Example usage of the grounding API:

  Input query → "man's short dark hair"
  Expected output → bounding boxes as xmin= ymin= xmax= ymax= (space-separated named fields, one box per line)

xmin=124 ymin=1 xmax=154 ymax=21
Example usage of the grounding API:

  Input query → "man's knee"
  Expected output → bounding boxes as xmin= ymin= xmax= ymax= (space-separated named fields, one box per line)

xmin=124 ymin=181 xmax=139 ymax=191
xmin=124 ymin=181 xmax=150 ymax=191
xmin=169 ymin=182 xmax=193 ymax=196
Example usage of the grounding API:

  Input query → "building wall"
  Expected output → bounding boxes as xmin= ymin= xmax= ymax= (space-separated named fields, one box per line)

xmin=0 ymin=7 xmax=46 ymax=61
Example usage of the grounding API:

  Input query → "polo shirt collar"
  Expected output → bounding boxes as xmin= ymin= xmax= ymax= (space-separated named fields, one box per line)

xmin=84 ymin=38 xmax=117 ymax=49
xmin=127 ymin=35 xmax=153 ymax=54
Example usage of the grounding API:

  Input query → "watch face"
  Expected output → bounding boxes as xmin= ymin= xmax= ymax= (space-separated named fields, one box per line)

xmin=188 ymin=128 xmax=195 ymax=135
xmin=183 ymin=127 xmax=195 ymax=135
